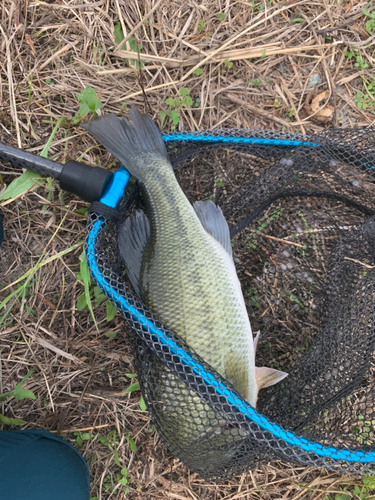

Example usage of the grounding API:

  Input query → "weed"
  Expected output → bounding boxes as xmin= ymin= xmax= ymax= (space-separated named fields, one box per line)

xmin=74 ymin=431 xmax=92 ymax=447
xmin=246 ymin=288 xmax=260 ymax=308
xmin=0 ymin=170 xmax=44 ymax=201
xmin=290 ymin=16 xmax=305 ymax=23
xmin=285 ymin=108 xmax=296 ymax=121
xmin=114 ymin=23 xmax=143 ymax=68
xmin=217 ymin=12 xmax=225 ymax=20
xmin=95 ymin=430 xmax=134 ymax=494
xmin=249 ymin=1 xmax=264 ymax=12
xmin=283 ymin=291 xmax=306 ymax=311
xmin=245 ymin=208 xmax=284 ymax=250
xmin=222 ymin=59 xmax=233 ymax=74
xmin=193 ymin=68 xmax=203 ymax=76
xmin=344 ymin=48 xmax=369 ymax=70
xmin=354 ymin=90 xmax=375 ymax=114
xmin=198 ymin=19 xmax=204 ymax=31
xmin=0 ymin=370 xmax=36 ymax=425
xmin=249 ymin=78 xmax=262 ymax=87
xmin=71 ymin=86 xmax=103 ymax=125
xmin=104 ymin=329 xmax=119 ymax=338
xmin=125 ymin=374 xmax=147 ymax=411
xmin=324 ymin=476 xmax=375 ymax=499
xmin=158 ymin=88 xmax=193 ymax=129
xmin=103 ymin=468 xmax=131 ymax=494
xmin=353 ymin=77 xmax=375 ymax=114
xmin=351 ymin=414 xmax=375 ymax=446
xmin=274 ymin=99 xmax=281 ymax=108
xmin=75 ymin=251 xmax=117 ymax=323
xmin=362 ymin=2 xmax=375 ymax=35
xmin=0 ymin=243 xmax=81 ymax=327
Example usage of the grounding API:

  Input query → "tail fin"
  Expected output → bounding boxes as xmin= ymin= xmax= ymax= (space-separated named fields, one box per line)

xmin=81 ymin=106 xmax=169 ymax=181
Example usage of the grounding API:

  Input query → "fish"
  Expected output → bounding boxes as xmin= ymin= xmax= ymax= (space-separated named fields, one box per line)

xmin=82 ymin=107 xmax=288 ymax=409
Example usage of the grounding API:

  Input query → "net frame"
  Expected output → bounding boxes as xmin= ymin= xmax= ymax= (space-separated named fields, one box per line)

xmin=85 ymin=128 xmax=375 ymax=479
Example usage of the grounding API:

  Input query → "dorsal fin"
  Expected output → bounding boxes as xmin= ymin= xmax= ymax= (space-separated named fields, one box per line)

xmin=118 ymin=210 xmax=150 ymax=296
xmin=193 ymin=200 xmax=232 ymax=257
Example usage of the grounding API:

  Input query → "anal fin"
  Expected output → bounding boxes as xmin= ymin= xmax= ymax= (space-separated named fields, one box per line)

xmin=255 ymin=366 xmax=288 ymax=390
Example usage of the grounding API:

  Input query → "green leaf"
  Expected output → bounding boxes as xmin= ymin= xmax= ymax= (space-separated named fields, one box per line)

xmin=105 ymin=330 xmax=118 ymax=338
xmin=106 ymin=300 xmax=117 ymax=321
xmin=13 ymin=388 xmax=36 ymax=401
xmin=0 ymin=170 xmax=43 ymax=201
xmin=74 ymin=207 xmax=88 ymax=216
xmin=114 ymin=445 xmax=121 ymax=466
xmin=79 ymin=250 xmax=97 ymax=328
xmin=217 ymin=12 xmax=225 ymax=20
xmin=127 ymin=436 xmax=136 ymax=452
xmin=95 ymin=292 xmax=106 ymax=307
xmin=165 ymin=98 xmax=175 ymax=106
xmin=82 ymin=432 xmax=91 ymax=440
xmin=139 ymin=395 xmax=147 ymax=411
xmin=0 ymin=413 xmax=26 ymax=426
xmin=128 ymin=35 xmax=142 ymax=54
xmin=334 ymin=495 xmax=351 ymax=500
xmin=12 ymin=370 xmax=36 ymax=401
xmin=72 ymin=86 xmax=103 ymax=124
xmin=76 ymin=293 xmax=87 ymax=311
xmin=170 ymin=109 xmax=180 ymax=125
xmin=114 ymin=22 xmax=125 ymax=46
xmin=290 ymin=17 xmax=305 ymax=23
xmin=126 ymin=381 xmax=140 ymax=393
xmin=198 ymin=19 xmax=204 ymax=31
xmin=193 ymin=68 xmax=203 ymax=76
xmin=363 ymin=476 xmax=375 ymax=489
xmin=40 ymin=117 xmax=67 ymax=158
xmin=184 ymin=96 xmax=193 ymax=107
xmin=179 ymin=87 xmax=189 ymax=96
xmin=125 ymin=373 xmax=138 ymax=378
xmin=76 ymin=434 xmax=83 ymax=447
xmin=158 ymin=110 xmax=167 ymax=128
xmin=114 ymin=23 xmax=143 ymax=66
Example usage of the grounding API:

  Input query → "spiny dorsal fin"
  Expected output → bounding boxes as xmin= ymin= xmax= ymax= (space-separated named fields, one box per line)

xmin=118 ymin=210 xmax=150 ymax=296
xmin=193 ymin=200 xmax=232 ymax=257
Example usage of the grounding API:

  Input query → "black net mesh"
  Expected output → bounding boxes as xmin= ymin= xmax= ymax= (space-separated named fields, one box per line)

xmin=86 ymin=128 xmax=375 ymax=480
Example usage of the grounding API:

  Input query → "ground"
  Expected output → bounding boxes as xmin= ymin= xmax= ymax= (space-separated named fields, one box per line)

xmin=1 ymin=0 xmax=375 ymax=498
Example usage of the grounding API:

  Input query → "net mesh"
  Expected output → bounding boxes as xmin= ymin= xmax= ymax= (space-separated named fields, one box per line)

xmin=86 ymin=127 xmax=375 ymax=480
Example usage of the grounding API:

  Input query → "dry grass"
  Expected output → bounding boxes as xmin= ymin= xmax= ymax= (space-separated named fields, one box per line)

xmin=1 ymin=0 xmax=375 ymax=498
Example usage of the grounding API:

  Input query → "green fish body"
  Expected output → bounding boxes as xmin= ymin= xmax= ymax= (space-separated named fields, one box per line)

xmin=82 ymin=107 xmax=287 ymax=418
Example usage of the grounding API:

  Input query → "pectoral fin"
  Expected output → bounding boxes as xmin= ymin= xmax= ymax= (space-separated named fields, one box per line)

xmin=255 ymin=366 xmax=288 ymax=390
xmin=118 ymin=209 xmax=150 ymax=296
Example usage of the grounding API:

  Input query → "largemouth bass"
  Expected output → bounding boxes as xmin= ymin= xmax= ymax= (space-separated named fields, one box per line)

xmin=83 ymin=107 xmax=287 ymax=410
